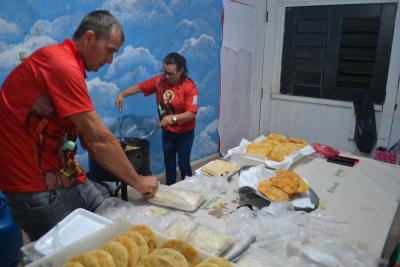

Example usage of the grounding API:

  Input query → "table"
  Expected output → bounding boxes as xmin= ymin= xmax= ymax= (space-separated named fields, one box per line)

xmin=113 ymin=153 xmax=400 ymax=263
xmin=292 ymin=153 xmax=400 ymax=258
xmin=23 ymin=152 xmax=400 ymax=266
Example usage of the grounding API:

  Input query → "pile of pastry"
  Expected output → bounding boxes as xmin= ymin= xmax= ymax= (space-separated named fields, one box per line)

xmin=257 ymin=170 xmax=309 ymax=202
xmin=246 ymin=133 xmax=308 ymax=162
xmin=62 ymin=224 xmax=233 ymax=267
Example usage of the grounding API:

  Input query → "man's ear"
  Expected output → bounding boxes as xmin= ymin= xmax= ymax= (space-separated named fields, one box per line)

xmin=82 ymin=30 xmax=96 ymax=47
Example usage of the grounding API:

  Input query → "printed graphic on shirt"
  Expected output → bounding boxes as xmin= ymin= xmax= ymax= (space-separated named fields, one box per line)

xmin=192 ymin=95 xmax=198 ymax=105
xmin=158 ymin=89 xmax=176 ymax=119
xmin=24 ymin=94 xmax=83 ymax=190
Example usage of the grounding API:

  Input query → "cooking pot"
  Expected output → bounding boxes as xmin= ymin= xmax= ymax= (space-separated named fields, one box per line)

xmin=88 ymin=137 xmax=151 ymax=200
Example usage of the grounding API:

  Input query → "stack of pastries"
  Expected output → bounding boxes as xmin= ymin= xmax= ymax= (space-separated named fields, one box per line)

xmin=62 ymin=224 xmax=233 ymax=267
xmin=257 ymin=170 xmax=309 ymax=202
xmin=246 ymin=133 xmax=308 ymax=162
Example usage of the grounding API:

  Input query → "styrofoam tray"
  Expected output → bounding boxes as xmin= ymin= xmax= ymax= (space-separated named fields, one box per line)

xmin=225 ymin=137 xmax=315 ymax=170
xmin=27 ymin=221 xmax=236 ymax=267
xmin=33 ymin=208 xmax=112 ymax=256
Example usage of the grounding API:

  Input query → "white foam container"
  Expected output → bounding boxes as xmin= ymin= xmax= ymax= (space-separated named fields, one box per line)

xmin=33 ymin=208 xmax=113 ymax=257
xmin=27 ymin=220 xmax=236 ymax=267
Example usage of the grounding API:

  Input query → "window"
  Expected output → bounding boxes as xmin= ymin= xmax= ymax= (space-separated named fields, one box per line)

xmin=280 ymin=3 xmax=397 ymax=104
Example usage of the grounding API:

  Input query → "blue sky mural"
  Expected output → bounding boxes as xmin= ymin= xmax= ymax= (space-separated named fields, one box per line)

xmin=0 ymin=0 xmax=222 ymax=174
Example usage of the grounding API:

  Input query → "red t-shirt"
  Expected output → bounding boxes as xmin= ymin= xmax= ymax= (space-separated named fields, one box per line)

xmin=0 ymin=39 xmax=94 ymax=192
xmin=139 ymin=75 xmax=198 ymax=133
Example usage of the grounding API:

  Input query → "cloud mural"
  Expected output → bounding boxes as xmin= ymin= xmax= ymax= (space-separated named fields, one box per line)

xmin=0 ymin=0 xmax=222 ymax=175
xmin=0 ymin=17 xmax=20 ymax=36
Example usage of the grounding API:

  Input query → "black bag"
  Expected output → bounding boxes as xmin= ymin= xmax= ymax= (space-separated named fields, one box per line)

xmin=353 ymin=94 xmax=377 ymax=153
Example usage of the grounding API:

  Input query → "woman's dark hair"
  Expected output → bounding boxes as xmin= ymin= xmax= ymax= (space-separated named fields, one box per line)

xmin=73 ymin=10 xmax=125 ymax=43
xmin=163 ymin=52 xmax=189 ymax=83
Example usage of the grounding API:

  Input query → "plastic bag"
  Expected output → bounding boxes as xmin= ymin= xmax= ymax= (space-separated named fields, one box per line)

xmin=353 ymin=94 xmax=377 ymax=153
xmin=146 ymin=184 xmax=205 ymax=212
xmin=164 ymin=218 xmax=232 ymax=256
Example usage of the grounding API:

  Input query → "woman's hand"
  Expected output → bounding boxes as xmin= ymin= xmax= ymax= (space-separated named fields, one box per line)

xmin=116 ymin=94 xmax=124 ymax=112
xmin=159 ymin=115 xmax=176 ymax=128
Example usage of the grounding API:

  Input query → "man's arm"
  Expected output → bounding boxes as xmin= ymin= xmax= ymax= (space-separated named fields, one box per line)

xmin=70 ymin=110 xmax=158 ymax=196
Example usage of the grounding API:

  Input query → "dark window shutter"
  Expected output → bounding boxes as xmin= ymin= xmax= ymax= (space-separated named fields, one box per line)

xmin=280 ymin=4 xmax=397 ymax=104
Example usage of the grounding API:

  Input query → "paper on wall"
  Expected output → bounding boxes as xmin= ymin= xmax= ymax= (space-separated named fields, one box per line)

xmin=222 ymin=0 xmax=257 ymax=52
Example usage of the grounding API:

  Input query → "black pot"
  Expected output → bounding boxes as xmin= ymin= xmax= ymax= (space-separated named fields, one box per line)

xmin=88 ymin=137 xmax=151 ymax=183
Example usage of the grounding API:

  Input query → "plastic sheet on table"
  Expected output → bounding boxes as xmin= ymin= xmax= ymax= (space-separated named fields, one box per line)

xmin=94 ymin=197 xmax=180 ymax=233
xmin=223 ymin=203 xmax=379 ymax=267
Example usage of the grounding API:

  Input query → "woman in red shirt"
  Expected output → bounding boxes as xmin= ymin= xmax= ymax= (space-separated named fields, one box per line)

xmin=116 ymin=53 xmax=198 ymax=185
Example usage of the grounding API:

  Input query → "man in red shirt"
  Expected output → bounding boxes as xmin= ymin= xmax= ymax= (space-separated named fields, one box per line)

xmin=116 ymin=53 xmax=198 ymax=185
xmin=0 ymin=10 xmax=158 ymax=241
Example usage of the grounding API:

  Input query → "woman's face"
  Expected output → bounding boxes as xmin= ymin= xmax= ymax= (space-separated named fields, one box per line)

xmin=162 ymin=63 xmax=183 ymax=84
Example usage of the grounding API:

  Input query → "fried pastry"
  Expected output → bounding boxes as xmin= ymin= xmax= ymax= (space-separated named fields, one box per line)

xmin=246 ymin=142 xmax=273 ymax=157
xmin=160 ymin=239 xmax=201 ymax=267
xmin=62 ymin=262 xmax=85 ymax=267
xmin=88 ymin=250 xmax=116 ymax=267
xmin=202 ymin=256 xmax=234 ymax=267
xmin=69 ymin=252 xmax=101 ymax=267
xmin=265 ymin=133 xmax=287 ymax=143
xmin=257 ymin=180 xmax=290 ymax=202
xmin=145 ymin=248 xmax=189 ymax=267
xmin=99 ymin=241 xmax=129 ymax=267
xmin=115 ymin=235 xmax=140 ymax=267
xmin=123 ymin=230 xmax=149 ymax=261
xmin=130 ymin=225 xmax=157 ymax=253
xmin=271 ymin=170 xmax=300 ymax=194
xmin=287 ymin=137 xmax=308 ymax=148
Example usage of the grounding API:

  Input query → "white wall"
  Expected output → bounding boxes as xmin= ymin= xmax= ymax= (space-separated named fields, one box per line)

xmin=219 ymin=0 xmax=267 ymax=153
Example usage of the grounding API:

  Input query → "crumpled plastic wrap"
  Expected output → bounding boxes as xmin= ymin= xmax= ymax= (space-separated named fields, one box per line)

xmin=172 ymin=174 xmax=230 ymax=198
xmin=223 ymin=203 xmax=379 ymax=267
xmin=94 ymin=197 xmax=179 ymax=233
xmin=164 ymin=218 xmax=232 ymax=256
xmin=147 ymin=184 xmax=205 ymax=212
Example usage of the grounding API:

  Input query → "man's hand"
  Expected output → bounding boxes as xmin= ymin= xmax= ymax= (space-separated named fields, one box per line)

xmin=132 ymin=175 xmax=159 ymax=198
